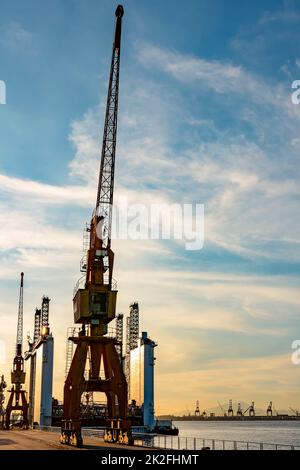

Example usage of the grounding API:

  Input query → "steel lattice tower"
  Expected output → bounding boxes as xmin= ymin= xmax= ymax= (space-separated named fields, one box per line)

xmin=15 ymin=272 xmax=24 ymax=355
xmin=128 ymin=302 xmax=139 ymax=351
xmin=116 ymin=314 xmax=124 ymax=359
xmin=41 ymin=296 xmax=50 ymax=328
xmin=33 ymin=308 xmax=41 ymax=344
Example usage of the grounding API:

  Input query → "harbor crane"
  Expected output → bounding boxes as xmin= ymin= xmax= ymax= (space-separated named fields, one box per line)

xmin=249 ymin=401 xmax=255 ymax=417
xmin=5 ymin=273 xmax=28 ymax=429
xmin=242 ymin=401 xmax=255 ymax=417
xmin=60 ymin=5 xmax=132 ymax=447
xmin=267 ymin=401 xmax=273 ymax=417
xmin=228 ymin=399 xmax=233 ymax=417
xmin=217 ymin=401 xmax=227 ymax=417
xmin=289 ymin=407 xmax=300 ymax=417
xmin=237 ymin=402 xmax=243 ymax=416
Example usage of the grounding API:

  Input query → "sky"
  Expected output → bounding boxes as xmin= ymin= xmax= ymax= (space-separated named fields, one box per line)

xmin=0 ymin=0 xmax=300 ymax=415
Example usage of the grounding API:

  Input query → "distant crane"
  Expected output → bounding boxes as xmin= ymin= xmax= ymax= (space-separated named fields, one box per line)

xmin=290 ymin=407 xmax=300 ymax=417
xmin=195 ymin=400 xmax=200 ymax=417
xmin=228 ymin=399 xmax=234 ymax=417
xmin=237 ymin=402 xmax=243 ymax=417
xmin=217 ymin=401 xmax=227 ymax=417
xmin=267 ymin=401 xmax=273 ymax=417
xmin=242 ymin=401 xmax=255 ymax=417
xmin=5 ymin=273 xmax=28 ymax=429
xmin=249 ymin=401 xmax=255 ymax=417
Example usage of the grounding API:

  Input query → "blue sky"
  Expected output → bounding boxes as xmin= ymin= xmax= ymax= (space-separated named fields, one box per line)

xmin=1 ymin=0 xmax=300 ymax=413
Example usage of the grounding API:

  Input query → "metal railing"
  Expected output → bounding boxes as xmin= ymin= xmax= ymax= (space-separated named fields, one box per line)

xmin=39 ymin=427 xmax=300 ymax=450
xmin=135 ymin=434 xmax=300 ymax=451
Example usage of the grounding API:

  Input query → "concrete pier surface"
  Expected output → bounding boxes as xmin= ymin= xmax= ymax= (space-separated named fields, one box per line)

xmin=0 ymin=429 xmax=139 ymax=450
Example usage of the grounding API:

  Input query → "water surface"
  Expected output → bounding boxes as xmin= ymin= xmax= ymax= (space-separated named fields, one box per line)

xmin=174 ymin=420 xmax=300 ymax=447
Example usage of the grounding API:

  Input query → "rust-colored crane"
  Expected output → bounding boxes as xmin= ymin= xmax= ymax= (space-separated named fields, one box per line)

xmin=60 ymin=5 xmax=131 ymax=447
xmin=5 ymin=272 xmax=28 ymax=429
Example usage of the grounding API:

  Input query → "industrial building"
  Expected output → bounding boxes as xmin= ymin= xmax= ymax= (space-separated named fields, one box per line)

xmin=25 ymin=297 xmax=54 ymax=427
xmin=128 ymin=332 xmax=156 ymax=430
xmin=124 ymin=303 xmax=157 ymax=431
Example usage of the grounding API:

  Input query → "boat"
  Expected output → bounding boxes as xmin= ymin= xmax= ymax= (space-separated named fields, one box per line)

xmin=153 ymin=419 xmax=179 ymax=435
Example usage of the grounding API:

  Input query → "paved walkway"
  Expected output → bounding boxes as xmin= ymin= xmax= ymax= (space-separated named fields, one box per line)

xmin=0 ymin=429 xmax=139 ymax=450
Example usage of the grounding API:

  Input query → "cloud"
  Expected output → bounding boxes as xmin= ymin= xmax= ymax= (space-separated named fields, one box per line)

xmin=130 ymin=44 xmax=300 ymax=263
xmin=0 ymin=173 xmax=93 ymax=206
xmin=65 ymin=42 xmax=300 ymax=268
xmin=230 ymin=5 xmax=300 ymax=79
xmin=157 ymin=353 xmax=300 ymax=413
xmin=68 ymin=107 xmax=103 ymax=184
xmin=0 ymin=21 xmax=35 ymax=53
xmin=1 ymin=36 xmax=300 ymax=412
xmin=136 ymin=43 xmax=299 ymax=117
xmin=138 ymin=45 xmax=245 ymax=93
xmin=259 ymin=9 xmax=300 ymax=25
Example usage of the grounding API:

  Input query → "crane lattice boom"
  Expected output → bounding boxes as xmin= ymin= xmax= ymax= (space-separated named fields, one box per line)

xmin=16 ymin=272 xmax=24 ymax=355
xmin=96 ymin=4 xmax=123 ymax=251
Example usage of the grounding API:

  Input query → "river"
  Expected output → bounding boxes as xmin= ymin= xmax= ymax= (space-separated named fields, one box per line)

xmin=173 ymin=420 xmax=300 ymax=448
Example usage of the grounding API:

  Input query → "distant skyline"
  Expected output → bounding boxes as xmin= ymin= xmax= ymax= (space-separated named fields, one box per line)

xmin=1 ymin=0 xmax=300 ymax=414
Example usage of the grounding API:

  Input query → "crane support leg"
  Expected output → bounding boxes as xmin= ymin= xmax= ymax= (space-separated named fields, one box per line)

xmin=60 ymin=335 xmax=132 ymax=447
xmin=5 ymin=389 xmax=28 ymax=430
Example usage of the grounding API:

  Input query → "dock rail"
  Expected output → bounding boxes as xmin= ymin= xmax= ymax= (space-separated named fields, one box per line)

xmin=40 ymin=426 xmax=299 ymax=450
xmin=136 ymin=434 xmax=300 ymax=451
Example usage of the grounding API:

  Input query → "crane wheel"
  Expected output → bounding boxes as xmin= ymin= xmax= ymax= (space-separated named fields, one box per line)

xmin=70 ymin=433 xmax=76 ymax=446
xmin=60 ymin=432 xmax=70 ymax=445
xmin=70 ymin=432 xmax=83 ymax=448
